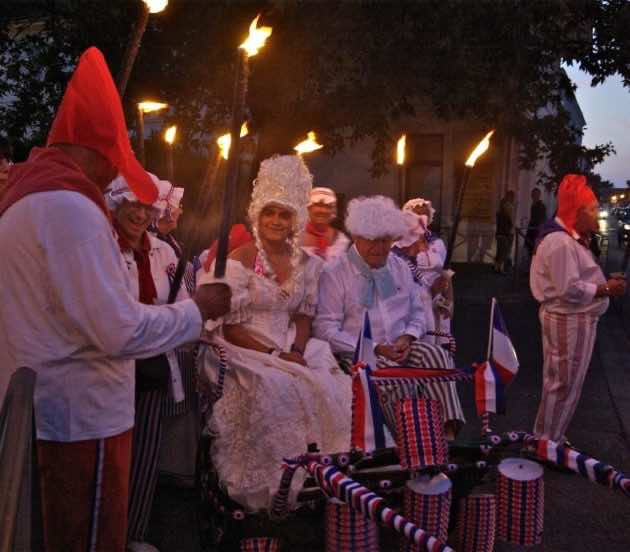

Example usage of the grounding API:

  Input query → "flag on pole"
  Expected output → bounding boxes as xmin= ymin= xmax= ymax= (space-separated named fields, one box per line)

xmin=350 ymin=311 xmax=394 ymax=451
xmin=490 ymin=299 xmax=519 ymax=384
xmin=474 ymin=298 xmax=519 ymax=415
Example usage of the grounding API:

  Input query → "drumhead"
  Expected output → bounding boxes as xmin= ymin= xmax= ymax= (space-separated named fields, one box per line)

xmin=406 ymin=473 xmax=452 ymax=495
xmin=498 ymin=458 xmax=543 ymax=481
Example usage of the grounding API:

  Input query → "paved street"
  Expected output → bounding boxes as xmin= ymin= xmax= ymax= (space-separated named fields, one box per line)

xmin=151 ymin=224 xmax=630 ymax=551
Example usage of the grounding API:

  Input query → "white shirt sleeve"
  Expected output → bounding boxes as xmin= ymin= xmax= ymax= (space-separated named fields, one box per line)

xmin=543 ymin=240 xmax=597 ymax=305
xmin=43 ymin=203 xmax=202 ymax=359
xmin=313 ymin=266 xmax=357 ymax=353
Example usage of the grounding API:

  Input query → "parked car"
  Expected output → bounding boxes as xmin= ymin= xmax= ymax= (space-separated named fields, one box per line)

xmin=618 ymin=210 xmax=630 ymax=245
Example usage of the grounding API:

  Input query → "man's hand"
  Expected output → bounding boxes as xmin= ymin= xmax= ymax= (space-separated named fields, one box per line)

xmin=607 ymin=278 xmax=627 ymax=297
xmin=193 ymin=283 xmax=231 ymax=321
xmin=375 ymin=335 xmax=414 ymax=364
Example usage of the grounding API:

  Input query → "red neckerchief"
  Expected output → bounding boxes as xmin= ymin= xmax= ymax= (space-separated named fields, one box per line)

xmin=114 ymin=222 xmax=157 ymax=305
xmin=0 ymin=147 xmax=110 ymax=219
xmin=306 ymin=221 xmax=331 ymax=258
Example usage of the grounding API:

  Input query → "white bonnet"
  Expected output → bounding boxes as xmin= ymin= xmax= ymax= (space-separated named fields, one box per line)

xmin=403 ymin=197 xmax=436 ymax=224
xmin=248 ymin=155 xmax=313 ymax=231
xmin=345 ymin=195 xmax=407 ymax=240
xmin=309 ymin=187 xmax=337 ymax=206
xmin=106 ymin=172 xmax=164 ymax=215
xmin=393 ymin=211 xmax=428 ymax=248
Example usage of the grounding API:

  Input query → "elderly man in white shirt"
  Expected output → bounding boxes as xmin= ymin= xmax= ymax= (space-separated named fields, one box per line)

xmin=314 ymin=195 xmax=465 ymax=437
xmin=530 ymin=174 xmax=625 ymax=444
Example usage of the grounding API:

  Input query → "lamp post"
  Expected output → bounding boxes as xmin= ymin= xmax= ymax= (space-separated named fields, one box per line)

xmin=136 ymin=100 xmax=167 ymax=166
xmin=117 ymin=0 xmax=168 ymax=97
xmin=445 ymin=130 xmax=495 ymax=266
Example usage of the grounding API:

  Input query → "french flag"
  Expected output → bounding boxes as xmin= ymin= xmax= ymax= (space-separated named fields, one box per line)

xmin=474 ymin=299 xmax=519 ymax=415
xmin=351 ymin=312 xmax=395 ymax=452
xmin=490 ymin=299 xmax=519 ymax=385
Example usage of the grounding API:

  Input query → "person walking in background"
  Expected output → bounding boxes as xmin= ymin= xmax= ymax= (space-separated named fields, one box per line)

xmin=525 ymin=187 xmax=547 ymax=257
xmin=494 ymin=190 xmax=515 ymax=273
xmin=530 ymin=174 xmax=626 ymax=444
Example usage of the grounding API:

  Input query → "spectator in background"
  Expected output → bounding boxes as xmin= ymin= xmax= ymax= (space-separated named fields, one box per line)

xmin=525 ymin=187 xmax=547 ymax=256
xmin=494 ymin=190 xmax=515 ymax=273
xmin=302 ymin=186 xmax=350 ymax=262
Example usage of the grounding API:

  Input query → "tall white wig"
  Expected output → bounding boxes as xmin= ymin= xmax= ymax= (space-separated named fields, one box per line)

xmin=248 ymin=155 xmax=312 ymax=287
xmin=345 ymin=195 xmax=407 ymax=240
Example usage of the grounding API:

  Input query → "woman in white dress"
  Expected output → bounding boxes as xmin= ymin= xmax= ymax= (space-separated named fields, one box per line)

xmin=302 ymin=186 xmax=350 ymax=262
xmin=401 ymin=198 xmax=454 ymax=345
xmin=198 ymin=156 xmax=351 ymax=512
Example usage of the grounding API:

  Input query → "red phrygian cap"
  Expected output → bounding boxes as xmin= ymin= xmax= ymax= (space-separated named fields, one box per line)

xmin=556 ymin=174 xmax=597 ymax=234
xmin=47 ymin=47 xmax=156 ymax=204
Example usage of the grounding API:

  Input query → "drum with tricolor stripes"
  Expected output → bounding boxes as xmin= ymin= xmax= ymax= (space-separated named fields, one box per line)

xmin=400 ymin=473 xmax=452 ymax=551
xmin=325 ymin=498 xmax=379 ymax=551
xmin=456 ymin=493 xmax=496 ymax=552
xmin=393 ymin=397 xmax=448 ymax=470
xmin=497 ymin=458 xmax=544 ymax=545
xmin=240 ymin=537 xmax=280 ymax=551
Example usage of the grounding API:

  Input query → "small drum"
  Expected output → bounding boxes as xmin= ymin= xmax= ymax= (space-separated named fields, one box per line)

xmin=326 ymin=498 xmax=379 ymax=552
xmin=401 ymin=473 xmax=452 ymax=551
xmin=456 ymin=493 xmax=496 ymax=552
xmin=393 ymin=397 xmax=448 ymax=470
xmin=240 ymin=537 xmax=280 ymax=551
xmin=497 ymin=458 xmax=544 ymax=545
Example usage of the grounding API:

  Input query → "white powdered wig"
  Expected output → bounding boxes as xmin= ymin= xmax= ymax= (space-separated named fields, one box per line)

xmin=248 ymin=155 xmax=313 ymax=288
xmin=345 ymin=195 xmax=407 ymax=240
xmin=403 ymin=197 xmax=436 ymax=224
xmin=105 ymin=172 xmax=165 ymax=215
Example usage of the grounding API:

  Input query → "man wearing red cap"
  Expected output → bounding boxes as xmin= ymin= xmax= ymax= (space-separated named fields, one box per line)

xmin=0 ymin=48 xmax=230 ymax=551
xmin=530 ymin=174 xmax=626 ymax=443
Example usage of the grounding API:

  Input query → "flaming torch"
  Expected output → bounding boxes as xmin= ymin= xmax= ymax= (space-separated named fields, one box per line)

xmin=117 ymin=0 xmax=168 ymax=97
xmin=294 ymin=131 xmax=323 ymax=155
xmin=136 ymin=100 xmax=167 ymax=166
xmin=163 ymin=125 xmax=177 ymax=181
xmin=214 ymin=14 xmax=272 ymax=278
xmin=396 ymin=134 xmax=407 ymax=205
xmin=445 ymin=130 xmax=494 ymax=266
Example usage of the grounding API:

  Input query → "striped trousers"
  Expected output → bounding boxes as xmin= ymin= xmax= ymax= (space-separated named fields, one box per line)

xmin=128 ymin=390 xmax=164 ymax=542
xmin=338 ymin=341 xmax=465 ymax=426
xmin=534 ymin=309 xmax=599 ymax=442
xmin=37 ymin=430 xmax=132 ymax=552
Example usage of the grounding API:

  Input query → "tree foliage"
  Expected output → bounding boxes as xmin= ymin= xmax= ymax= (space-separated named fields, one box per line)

xmin=2 ymin=0 xmax=629 ymax=187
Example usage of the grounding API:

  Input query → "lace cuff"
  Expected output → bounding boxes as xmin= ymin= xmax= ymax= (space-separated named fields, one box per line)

xmin=296 ymin=253 xmax=323 ymax=317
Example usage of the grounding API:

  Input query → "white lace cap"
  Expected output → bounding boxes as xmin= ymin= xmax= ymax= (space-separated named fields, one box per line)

xmin=394 ymin=211 xmax=429 ymax=248
xmin=309 ymin=187 xmax=337 ymax=206
xmin=154 ymin=178 xmax=184 ymax=214
xmin=248 ymin=155 xmax=313 ymax=231
xmin=345 ymin=195 xmax=407 ymax=240
xmin=105 ymin=172 xmax=165 ymax=215
xmin=403 ymin=197 xmax=436 ymax=224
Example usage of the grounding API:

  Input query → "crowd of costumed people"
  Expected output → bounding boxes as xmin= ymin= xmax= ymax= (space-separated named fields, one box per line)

xmin=1 ymin=45 xmax=628 ymax=552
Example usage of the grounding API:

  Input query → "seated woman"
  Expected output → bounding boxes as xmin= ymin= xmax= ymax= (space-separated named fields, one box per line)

xmin=106 ymin=175 xmax=191 ymax=552
xmin=301 ymin=186 xmax=350 ymax=262
xmin=391 ymin=209 xmax=465 ymax=438
xmin=401 ymin=198 xmax=454 ymax=347
xmin=198 ymin=155 xmax=351 ymax=512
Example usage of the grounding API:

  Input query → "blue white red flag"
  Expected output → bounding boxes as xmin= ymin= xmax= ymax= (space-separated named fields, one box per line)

xmin=490 ymin=299 xmax=519 ymax=385
xmin=350 ymin=311 xmax=394 ymax=451
xmin=474 ymin=360 xmax=506 ymax=415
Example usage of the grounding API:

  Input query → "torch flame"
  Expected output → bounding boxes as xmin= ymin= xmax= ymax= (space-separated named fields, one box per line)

xmin=217 ymin=122 xmax=249 ymax=160
xmin=239 ymin=15 xmax=272 ymax=57
xmin=293 ymin=131 xmax=323 ymax=155
xmin=138 ymin=101 xmax=168 ymax=113
xmin=164 ymin=125 xmax=177 ymax=145
xmin=143 ymin=0 xmax=168 ymax=14
xmin=396 ymin=134 xmax=406 ymax=165
xmin=465 ymin=130 xmax=495 ymax=168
